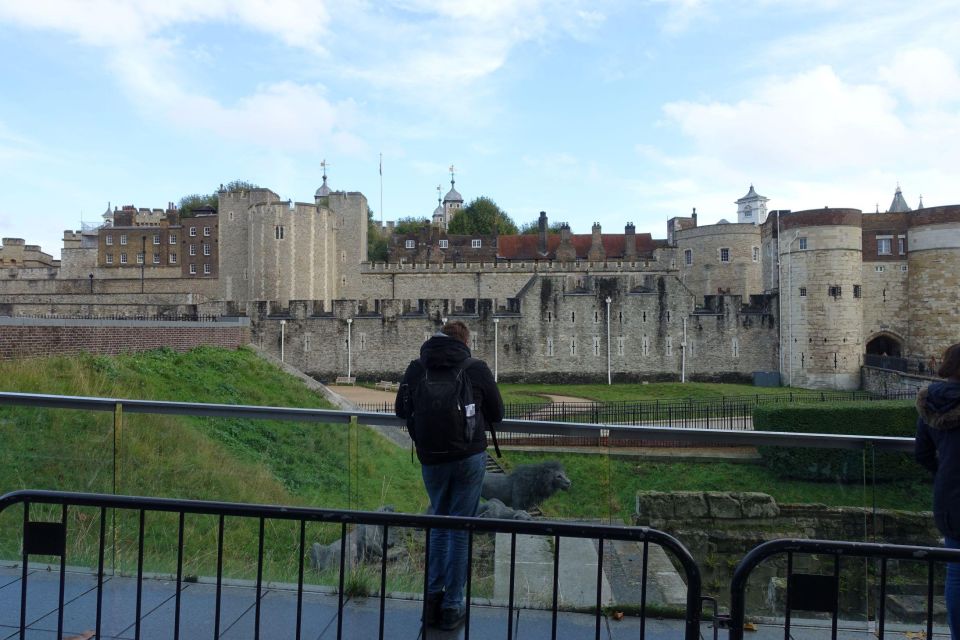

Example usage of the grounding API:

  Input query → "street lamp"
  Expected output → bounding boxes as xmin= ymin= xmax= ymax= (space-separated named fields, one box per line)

xmin=605 ymin=297 xmax=612 ymax=385
xmin=279 ymin=319 xmax=286 ymax=363
xmin=492 ymin=317 xmax=500 ymax=382
xmin=346 ymin=318 xmax=353 ymax=379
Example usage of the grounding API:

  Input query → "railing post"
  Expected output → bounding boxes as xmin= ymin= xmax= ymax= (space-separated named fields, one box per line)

xmin=113 ymin=402 xmax=123 ymax=574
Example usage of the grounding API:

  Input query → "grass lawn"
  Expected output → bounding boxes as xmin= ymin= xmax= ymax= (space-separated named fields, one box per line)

xmin=498 ymin=382 xmax=806 ymax=404
xmin=500 ymin=450 xmax=932 ymax=523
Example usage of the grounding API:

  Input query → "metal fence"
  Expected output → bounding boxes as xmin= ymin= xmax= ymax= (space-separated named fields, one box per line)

xmin=4 ymin=313 xmax=225 ymax=322
xmin=864 ymin=353 xmax=936 ymax=375
xmin=728 ymin=538 xmax=960 ymax=640
xmin=1 ymin=489 xmax=703 ymax=640
xmin=356 ymin=389 xmax=917 ymax=448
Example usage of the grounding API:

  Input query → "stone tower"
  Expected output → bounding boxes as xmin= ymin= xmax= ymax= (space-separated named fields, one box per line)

xmin=736 ymin=185 xmax=769 ymax=225
xmin=217 ymin=186 xmax=281 ymax=303
xmin=442 ymin=166 xmax=463 ymax=228
xmin=778 ymin=208 xmax=863 ymax=390
xmin=906 ymin=204 xmax=960 ymax=359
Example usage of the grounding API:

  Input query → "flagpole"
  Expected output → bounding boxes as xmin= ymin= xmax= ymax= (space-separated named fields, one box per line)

xmin=379 ymin=152 xmax=383 ymax=224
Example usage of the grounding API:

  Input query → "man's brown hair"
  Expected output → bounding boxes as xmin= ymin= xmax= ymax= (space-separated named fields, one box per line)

xmin=441 ymin=320 xmax=470 ymax=346
xmin=938 ymin=343 xmax=960 ymax=379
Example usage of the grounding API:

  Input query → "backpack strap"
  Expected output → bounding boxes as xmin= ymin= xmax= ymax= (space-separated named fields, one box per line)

xmin=456 ymin=357 xmax=502 ymax=458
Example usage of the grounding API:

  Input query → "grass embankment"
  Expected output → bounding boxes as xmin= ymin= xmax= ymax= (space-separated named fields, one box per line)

xmin=499 ymin=382 xmax=805 ymax=404
xmin=0 ymin=347 xmax=426 ymax=582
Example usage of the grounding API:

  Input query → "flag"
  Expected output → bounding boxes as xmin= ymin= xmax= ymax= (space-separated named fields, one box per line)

xmin=379 ymin=153 xmax=382 ymax=176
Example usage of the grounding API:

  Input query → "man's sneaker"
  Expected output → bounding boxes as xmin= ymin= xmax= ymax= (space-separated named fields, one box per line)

xmin=439 ymin=606 xmax=466 ymax=631
xmin=423 ymin=593 xmax=443 ymax=626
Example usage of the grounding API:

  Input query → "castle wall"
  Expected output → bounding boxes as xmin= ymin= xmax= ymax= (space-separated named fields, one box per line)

xmin=0 ymin=316 xmax=249 ymax=360
xmin=675 ymin=223 xmax=762 ymax=297
xmin=218 ymin=188 xmax=280 ymax=303
xmin=327 ymin=192 xmax=368 ymax=300
xmin=778 ymin=210 xmax=864 ymax=389
xmin=907 ymin=214 xmax=960 ymax=358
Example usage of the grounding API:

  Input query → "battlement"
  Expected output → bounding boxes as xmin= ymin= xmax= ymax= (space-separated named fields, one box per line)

xmin=1 ymin=238 xmax=25 ymax=246
xmin=362 ymin=257 xmax=667 ymax=274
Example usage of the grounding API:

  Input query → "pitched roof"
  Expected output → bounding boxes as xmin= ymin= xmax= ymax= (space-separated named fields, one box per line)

xmin=888 ymin=186 xmax=912 ymax=213
xmin=497 ymin=233 xmax=655 ymax=260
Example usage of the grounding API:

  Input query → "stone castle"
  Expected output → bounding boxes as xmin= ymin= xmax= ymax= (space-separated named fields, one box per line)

xmin=1 ymin=172 xmax=957 ymax=390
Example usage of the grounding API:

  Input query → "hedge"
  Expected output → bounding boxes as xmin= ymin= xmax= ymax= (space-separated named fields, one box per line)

xmin=754 ymin=400 xmax=922 ymax=483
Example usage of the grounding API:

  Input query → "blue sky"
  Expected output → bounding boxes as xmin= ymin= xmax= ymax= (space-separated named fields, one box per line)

xmin=2 ymin=0 xmax=959 ymax=259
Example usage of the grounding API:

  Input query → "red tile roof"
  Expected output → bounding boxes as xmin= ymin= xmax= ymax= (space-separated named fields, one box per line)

xmin=497 ymin=233 xmax=655 ymax=260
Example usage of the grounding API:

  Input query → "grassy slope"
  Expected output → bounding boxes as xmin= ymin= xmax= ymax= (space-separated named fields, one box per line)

xmin=499 ymin=382 xmax=807 ymax=403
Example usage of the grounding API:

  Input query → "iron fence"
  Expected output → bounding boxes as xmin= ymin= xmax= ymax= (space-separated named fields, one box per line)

xmin=728 ymin=538 xmax=960 ymax=640
xmin=0 ymin=489 xmax=703 ymax=640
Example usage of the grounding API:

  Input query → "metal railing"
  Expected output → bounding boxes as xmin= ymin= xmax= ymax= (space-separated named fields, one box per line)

xmin=1 ymin=489 xmax=703 ymax=640
xmin=728 ymin=538 xmax=960 ymax=640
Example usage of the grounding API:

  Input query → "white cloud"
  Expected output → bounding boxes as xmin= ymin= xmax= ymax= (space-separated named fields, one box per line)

xmin=880 ymin=48 xmax=960 ymax=107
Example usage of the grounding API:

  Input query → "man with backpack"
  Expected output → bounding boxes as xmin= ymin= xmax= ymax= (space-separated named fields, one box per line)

xmin=395 ymin=320 xmax=504 ymax=631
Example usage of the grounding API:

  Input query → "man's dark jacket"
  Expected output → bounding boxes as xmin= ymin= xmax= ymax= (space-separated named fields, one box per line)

xmin=915 ymin=380 xmax=960 ymax=538
xmin=395 ymin=333 xmax=504 ymax=465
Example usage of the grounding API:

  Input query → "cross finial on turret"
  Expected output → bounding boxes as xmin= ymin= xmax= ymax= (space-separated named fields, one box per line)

xmin=321 ymin=158 xmax=330 ymax=180
xmin=437 ymin=184 xmax=442 ymax=205
xmin=449 ymin=165 xmax=456 ymax=186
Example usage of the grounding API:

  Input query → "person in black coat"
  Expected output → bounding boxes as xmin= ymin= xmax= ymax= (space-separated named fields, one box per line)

xmin=395 ymin=321 xmax=504 ymax=630
xmin=916 ymin=342 xmax=960 ymax=638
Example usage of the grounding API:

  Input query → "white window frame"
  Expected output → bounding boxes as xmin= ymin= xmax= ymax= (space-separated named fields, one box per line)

xmin=203 ymin=244 xmax=211 ymax=256
xmin=169 ymin=253 xmax=177 ymax=265
xmin=471 ymin=239 xmax=482 ymax=249
xmin=169 ymin=233 xmax=177 ymax=245
xmin=898 ymin=236 xmax=906 ymax=255
xmin=105 ymin=254 xmax=113 ymax=264
xmin=153 ymin=252 xmax=160 ymax=264
xmin=189 ymin=244 xmax=197 ymax=256
xmin=189 ymin=263 xmax=197 ymax=275
xmin=877 ymin=237 xmax=892 ymax=256
xmin=120 ymin=253 xmax=128 ymax=264
xmin=875 ymin=265 xmax=885 ymax=272
xmin=153 ymin=234 xmax=160 ymax=245
xmin=120 ymin=234 xmax=128 ymax=245
xmin=203 ymin=263 xmax=211 ymax=274
xmin=189 ymin=227 xmax=197 ymax=237
xmin=203 ymin=226 xmax=211 ymax=237
xmin=405 ymin=239 xmax=415 ymax=249
xmin=439 ymin=239 xmax=449 ymax=249
xmin=105 ymin=235 xmax=113 ymax=246
xmin=136 ymin=252 xmax=144 ymax=265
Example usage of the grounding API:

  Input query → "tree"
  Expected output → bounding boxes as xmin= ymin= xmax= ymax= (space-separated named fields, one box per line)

xmin=393 ymin=216 xmax=430 ymax=235
xmin=520 ymin=219 xmax=567 ymax=235
xmin=366 ymin=207 xmax=389 ymax=262
xmin=178 ymin=179 xmax=260 ymax=216
xmin=447 ymin=197 xmax=518 ymax=235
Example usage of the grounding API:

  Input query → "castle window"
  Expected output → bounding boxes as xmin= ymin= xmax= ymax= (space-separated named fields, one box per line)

xmin=666 ymin=336 xmax=673 ymax=357
xmin=546 ymin=310 xmax=552 ymax=323
xmin=229 ymin=212 xmax=234 ymax=221
xmin=617 ymin=336 xmax=625 ymax=356
xmin=120 ymin=234 xmax=128 ymax=245
xmin=570 ymin=311 xmax=575 ymax=323
xmin=275 ymin=225 xmax=284 ymax=240
xmin=875 ymin=265 xmax=885 ymax=272
xmin=877 ymin=237 xmax=892 ymax=255
xmin=203 ymin=244 xmax=211 ymax=256
xmin=642 ymin=335 xmax=650 ymax=356
xmin=854 ymin=285 xmax=862 ymax=298
xmin=799 ymin=287 xmax=806 ymax=297
xmin=570 ymin=338 xmax=577 ymax=356
xmin=439 ymin=239 xmax=448 ymax=249
xmin=666 ymin=310 xmax=671 ymax=322
xmin=153 ymin=252 xmax=160 ymax=264
xmin=719 ymin=248 xmax=730 ymax=263
xmin=304 ymin=334 xmax=311 ymax=352
xmin=120 ymin=253 xmax=128 ymax=264
xmin=900 ymin=264 xmax=908 ymax=272
xmin=169 ymin=253 xmax=177 ymax=265
xmin=189 ymin=244 xmax=197 ymax=256
xmin=189 ymin=263 xmax=197 ymax=275
xmin=752 ymin=246 xmax=760 ymax=262
xmin=105 ymin=235 xmax=113 ymax=246
xmin=136 ymin=252 xmax=144 ymax=264
xmin=203 ymin=263 xmax=211 ymax=275
xmin=105 ymin=254 xmax=113 ymax=264
xmin=643 ymin=311 xmax=647 ymax=322
xmin=618 ymin=311 xmax=623 ymax=324
xmin=169 ymin=233 xmax=177 ymax=244
xmin=898 ymin=236 xmax=906 ymax=254
xmin=684 ymin=249 xmax=692 ymax=266
xmin=594 ymin=311 xmax=600 ymax=323
xmin=732 ymin=338 xmax=740 ymax=358
xmin=153 ymin=234 xmax=160 ymax=245
xmin=359 ymin=333 xmax=366 ymax=351
xmin=471 ymin=239 xmax=482 ymax=249
xmin=341 ymin=251 xmax=346 ymax=263
xmin=798 ymin=237 xmax=807 ymax=250
xmin=546 ymin=337 xmax=554 ymax=356
xmin=203 ymin=226 xmax=211 ymax=237
xmin=593 ymin=336 xmax=601 ymax=356
xmin=405 ymin=240 xmax=415 ymax=249
xmin=471 ymin=334 xmax=477 ymax=352
xmin=189 ymin=227 xmax=197 ymax=237
xmin=828 ymin=285 xmax=842 ymax=298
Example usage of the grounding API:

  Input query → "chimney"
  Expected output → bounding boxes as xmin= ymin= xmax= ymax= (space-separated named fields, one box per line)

xmin=588 ymin=222 xmax=606 ymax=261
xmin=624 ymin=222 xmax=637 ymax=259
xmin=538 ymin=211 xmax=548 ymax=255
xmin=692 ymin=207 xmax=698 ymax=227
xmin=555 ymin=223 xmax=576 ymax=261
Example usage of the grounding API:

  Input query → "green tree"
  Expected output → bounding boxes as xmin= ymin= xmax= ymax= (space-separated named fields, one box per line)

xmin=223 ymin=179 xmax=259 ymax=193
xmin=366 ymin=207 xmax=389 ymax=262
xmin=393 ymin=216 xmax=430 ymax=234
xmin=178 ymin=179 xmax=260 ymax=216
xmin=447 ymin=197 xmax=518 ymax=235
xmin=520 ymin=219 xmax=566 ymax=234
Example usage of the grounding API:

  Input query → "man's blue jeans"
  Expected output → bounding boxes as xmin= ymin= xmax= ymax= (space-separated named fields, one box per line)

xmin=946 ymin=536 xmax=960 ymax=638
xmin=421 ymin=452 xmax=486 ymax=611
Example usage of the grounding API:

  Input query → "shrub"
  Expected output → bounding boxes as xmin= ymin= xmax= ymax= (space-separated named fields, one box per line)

xmin=754 ymin=400 xmax=921 ymax=483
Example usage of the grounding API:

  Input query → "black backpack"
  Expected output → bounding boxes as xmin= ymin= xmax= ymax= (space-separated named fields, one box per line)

xmin=408 ymin=357 xmax=479 ymax=456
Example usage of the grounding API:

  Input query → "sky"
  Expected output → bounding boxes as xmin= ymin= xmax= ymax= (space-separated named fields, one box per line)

xmin=1 ymin=0 xmax=959 ymax=259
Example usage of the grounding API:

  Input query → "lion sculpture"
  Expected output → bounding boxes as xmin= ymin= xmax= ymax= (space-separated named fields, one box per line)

xmin=476 ymin=498 xmax=534 ymax=521
xmin=481 ymin=461 xmax=572 ymax=511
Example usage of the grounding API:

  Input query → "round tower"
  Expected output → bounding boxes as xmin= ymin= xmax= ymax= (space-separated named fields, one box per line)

xmin=907 ymin=204 xmax=960 ymax=360
xmin=778 ymin=209 xmax=863 ymax=390
xmin=675 ymin=222 xmax=762 ymax=297
xmin=442 ymin=165 xmax=463 ymax=227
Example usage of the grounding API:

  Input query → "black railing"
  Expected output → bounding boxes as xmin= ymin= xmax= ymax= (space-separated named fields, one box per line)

xmin=728 ymin=538 xmax=960 ymax=640
xmin=1 ymin=489 xmax=703 ymax=640
xmin=864 ymin=353 xmax=936 ymax=375
xmin=2 ymin=313 xmax=227 ymax=322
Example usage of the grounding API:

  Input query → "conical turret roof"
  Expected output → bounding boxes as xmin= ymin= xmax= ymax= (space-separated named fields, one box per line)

xmin=888 ymin=185 xmax=911 ymax=213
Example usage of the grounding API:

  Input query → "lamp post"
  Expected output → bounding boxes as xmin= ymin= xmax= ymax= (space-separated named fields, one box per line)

xmin=346 ymin=318 xmax=353 ymax=379
xmin=605 ymin=297 xmax=612 ymax=385
xmin=140 ymin=235 xmax=146 ymax=293
xmin=279 ymin=319 xmax=286 ymax=363
xmin=492 ymin=317 xmax=500 ymax=382
xmin=88 ymin=273 xmax=94 ymax=294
